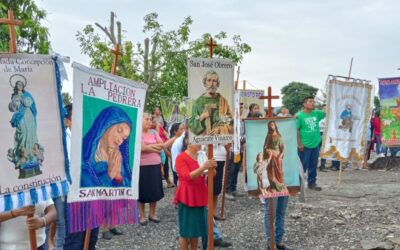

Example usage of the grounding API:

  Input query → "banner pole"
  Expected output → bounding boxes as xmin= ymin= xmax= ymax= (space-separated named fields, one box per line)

xmin=0 ymin=9 xmax=38 ymax=250
xmin=259 ymin=86 xmax=280 ymax=250
xmin=83 ymin=36 xmax=122 ymax=250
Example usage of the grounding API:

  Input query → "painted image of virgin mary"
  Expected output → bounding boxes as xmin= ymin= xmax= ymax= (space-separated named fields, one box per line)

xmin=80 ymin=106 xmax=133 ymax=187
xmin=7 ymin=74 xmax=44 ymax=179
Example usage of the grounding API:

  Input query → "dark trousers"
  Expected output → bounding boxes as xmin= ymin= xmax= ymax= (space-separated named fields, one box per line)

xmin=226 ymin=152 xmax=242 ymax=193
xmin=298 ymin=146 xmax=319 ymax=186
xmin=63 ymin=228 xmax=99 ymax=250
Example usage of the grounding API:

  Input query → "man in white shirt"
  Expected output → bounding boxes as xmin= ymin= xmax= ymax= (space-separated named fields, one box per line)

xmin=0 ymin=200 xmax=56 ymax=250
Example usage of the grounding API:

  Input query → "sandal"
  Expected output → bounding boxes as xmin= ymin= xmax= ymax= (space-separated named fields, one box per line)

xmin=139 ymin=219 xmax=148 ymax=226
xmin=148 ymin=216 xmax=160 ymax=223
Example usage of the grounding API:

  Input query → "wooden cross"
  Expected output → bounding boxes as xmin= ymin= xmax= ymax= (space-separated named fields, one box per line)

xmin=110 ymin=43 xmax=122 ymax=75
xmin=206 ymin=37 xmax=218 ymax=58
xmin=259 ymin=86 xmax=280 ymax=118
xmin=234 ymin=66 xmax=240 ymax=90
xmin=0 ymin=9 xmax=23 ymax=53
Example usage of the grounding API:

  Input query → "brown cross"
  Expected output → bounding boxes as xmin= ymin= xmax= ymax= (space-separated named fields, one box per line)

xmin=259 ymin=86 xmax=280 ymax=118
xmin=0 ymin=9 xmax=23 ymax=53
xmin=110 ymin=44 xmax=123 ymax=75
xmin=207 ymin=37 xmax=218 ymax=58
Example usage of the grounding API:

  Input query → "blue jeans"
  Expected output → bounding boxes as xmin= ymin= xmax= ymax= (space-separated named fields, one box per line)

xmin=298 ymin=146 xmax=319 ymax=186
xmin=264 ymin=196 xmax=289 ymax=245
xmin=45 ymin=196 xmax=65 ymax=250
xmin=375 ymin=134 xmax=382 ymax=155
xmin=63 ymin=228 xmax=99 ymax=250
xmin=201 ymin=218 xmax=223 ymax=250
xmin=382 ymin=146 xmax=400 ymax=157
xmin=226 ymin=152 xmax=242 ymax=193
xmin=321 ymin=159 xmax=340 ymax=170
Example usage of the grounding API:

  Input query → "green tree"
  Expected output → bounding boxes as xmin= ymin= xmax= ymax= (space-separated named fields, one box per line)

xmin=76 ymin=12 xmax=251 ymax=111
xmin=0 ymin=0 xmax=50 ymax=53
xmin=62 ymin=92 xmax=72 ymax=106
xmin=374 ymin=95 xmax=380 ymax=112
xmin=281 ymin=82 xmax=319 ymax=115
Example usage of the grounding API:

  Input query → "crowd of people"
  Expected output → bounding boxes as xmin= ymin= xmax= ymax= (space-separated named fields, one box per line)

xmin=1 ymin=94 xmax=392 ymax=250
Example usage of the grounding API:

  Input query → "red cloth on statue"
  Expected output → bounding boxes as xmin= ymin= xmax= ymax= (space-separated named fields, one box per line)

xmin=173 ymin=152 xmax=208 ymax=207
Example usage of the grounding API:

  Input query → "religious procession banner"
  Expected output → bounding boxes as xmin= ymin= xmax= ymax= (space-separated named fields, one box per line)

xmin=68 ymin=63 xmax=147 ymax=232
xmin=378 ymin=77 xmax=400 ymax=147
xmin=187 ymin=58 xmax=235 ymax=145
xmin=245 ymin=118 xmax=300 ymax=198
xmin=233 ymin=91 xmax=241 ymax=159
xmin=240 ymin=89 xmax=265 ymax=118
xmin=0 ymin=54 xmax=68 ymax=212
xmin=320 ymin=76 xmax=372 ymax=161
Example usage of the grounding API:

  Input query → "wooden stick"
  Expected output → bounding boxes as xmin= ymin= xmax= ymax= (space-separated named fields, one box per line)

xmin=207 ymin=144 xmax=215 ymax=250
xmin=337 ymin=161 xmax=343 ymax=186
xmin=27 ymin=214 xmax=37 ymax=250
xmin=269 ymin=198 xmax=274 ymax=250
xmin=84 ymin=25 xmax=121 ymax=250
xmin=84 ymin=229 xmax=91 ymax=250
xmin=219 ymin=144 xmax=231 ymax=218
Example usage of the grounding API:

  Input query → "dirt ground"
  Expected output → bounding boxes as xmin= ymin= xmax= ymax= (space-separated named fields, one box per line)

xmin=97 ymin=157 xmax=400 ymax=250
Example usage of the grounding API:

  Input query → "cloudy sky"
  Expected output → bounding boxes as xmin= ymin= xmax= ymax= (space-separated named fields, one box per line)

xmin=36 ymin=0 xmax=399 ymax=106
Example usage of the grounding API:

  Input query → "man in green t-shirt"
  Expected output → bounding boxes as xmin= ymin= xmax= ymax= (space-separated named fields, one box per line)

xmin=296 ymin=96 xmax=325 ymax=191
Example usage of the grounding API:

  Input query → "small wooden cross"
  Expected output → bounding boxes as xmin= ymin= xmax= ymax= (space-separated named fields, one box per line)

xmin=234 ymin=66 xmax=240 ymax=90
xmin=110 ymin=43 xmax=122 ymax=75
xmin=259 ymin=86 xmax=280 ymax=118
xmin=206 ymin=37 xmax=218 ymax=59
xmin=0 ymin=9 xmax=23 ymax=53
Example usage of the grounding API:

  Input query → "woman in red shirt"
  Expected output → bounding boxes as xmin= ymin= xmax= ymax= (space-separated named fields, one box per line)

xmin=173 ymin=133 xmax=216 ymax=250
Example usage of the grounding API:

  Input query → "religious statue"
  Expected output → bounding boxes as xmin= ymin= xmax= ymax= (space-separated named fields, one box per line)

xmin=189 ymin=70 xmax=233 ymax=136
xmin=80 ymin=106 xmax=133 ymax=187
xmin=7 ymin=74 xmax=44 ymax=179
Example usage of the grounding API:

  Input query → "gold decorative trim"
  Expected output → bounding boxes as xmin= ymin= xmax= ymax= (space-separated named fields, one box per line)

xmin=320 ymin=76 xmax=373 ymax=162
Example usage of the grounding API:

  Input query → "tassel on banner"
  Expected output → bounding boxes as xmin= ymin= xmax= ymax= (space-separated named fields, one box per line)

xmin=68 ymin=199 xmax=139 ymax=233
xmin=29 ymin=189 xmax=38 ymax=204
xmin=17 ymin=192 xmax=25 ymax=208
xmin=4 ymin=194 xmax=13 ymax=211
xmin=50 ymin=182 xmax=60 ymax=197
xmin=41 ymin=186 xmax=48 ymax=200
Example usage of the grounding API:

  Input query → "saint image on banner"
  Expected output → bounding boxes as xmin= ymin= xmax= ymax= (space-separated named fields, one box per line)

xmin=7 ymin=74 xmax=44 ymax=179
xmin=189 ymin=70 xmax=233 ymax=136
xmin=80 ymin=106 xmax=133 ymax=187
xmin=263 ymin=121 xmax=287 ymax=194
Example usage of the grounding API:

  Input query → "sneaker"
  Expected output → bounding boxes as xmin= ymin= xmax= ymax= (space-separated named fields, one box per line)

xmin=214 ymin=239 xmax=232 ymax=247
xmin=102 ymin=231 xmax=113 ymax=240
xmin=225 ymin=193 xmax=235 ymax=200
xmin=378 ymin=153 xmax=385 ymax=158
xmin=109 ymin=227 xmax=124 ymax=235
xmin=319 ymin=168 xmax=327 ymax=172
xmin=308 ymin=184 xmax=322 ymax=191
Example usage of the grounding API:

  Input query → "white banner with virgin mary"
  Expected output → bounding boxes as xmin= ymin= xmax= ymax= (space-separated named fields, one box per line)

xmin=68 ymin=63 xmax=147 ymax=232
xmin=0 ymin=54 xmax=68 ymax=212
xmin=320 ymin=76 xmax=373 ymax=161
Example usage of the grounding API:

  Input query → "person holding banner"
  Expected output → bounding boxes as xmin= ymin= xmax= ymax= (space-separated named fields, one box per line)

xmin=297 ymin=96 xmax=325 ymax=191
xmin=0 ymin=202 xmax=56 ymax=250
xmin=174 ymin=133 xmax=217 ymax=250
xmin=189 ymin=70 xmax=233 ymax=136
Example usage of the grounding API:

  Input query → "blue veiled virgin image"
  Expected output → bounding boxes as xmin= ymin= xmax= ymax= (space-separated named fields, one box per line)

xmin=80 ymin=106 xmax=133 ymax=187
